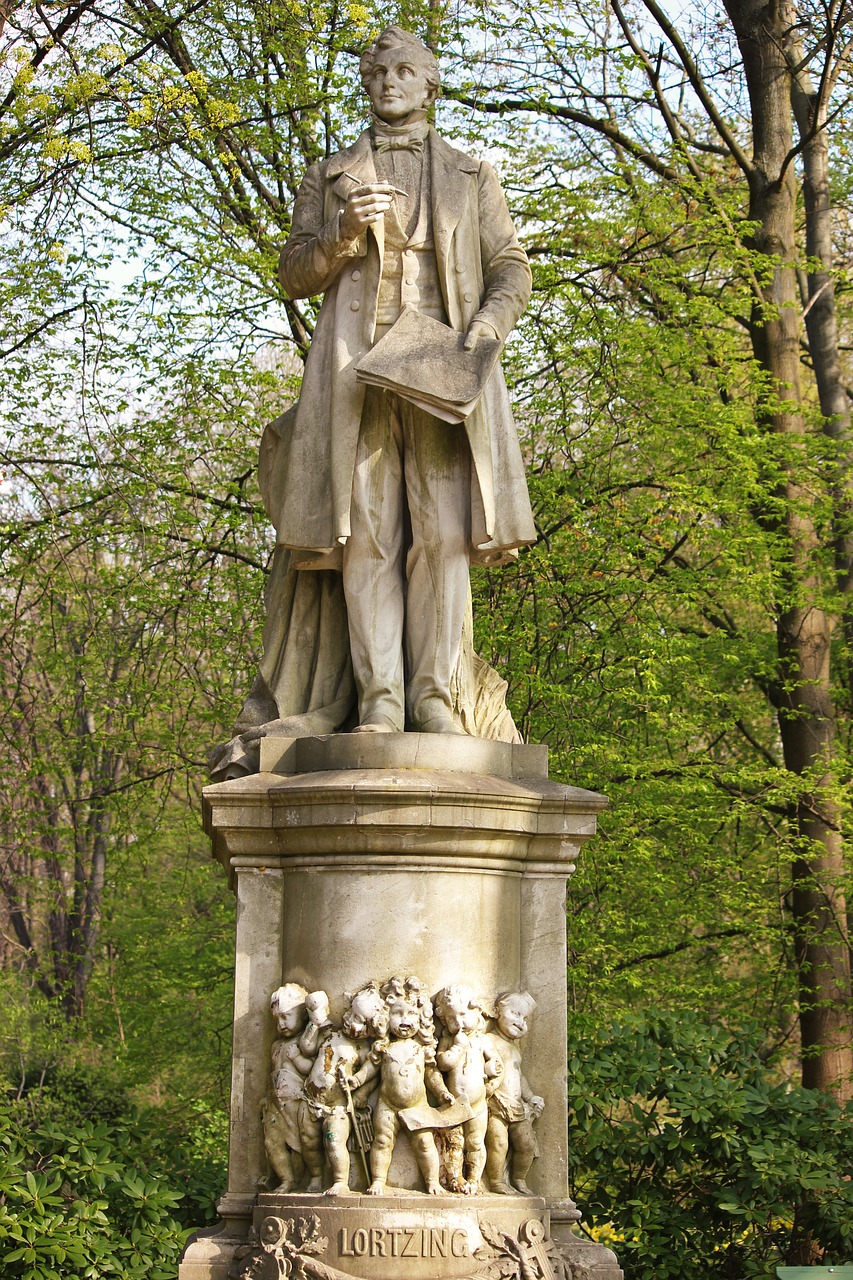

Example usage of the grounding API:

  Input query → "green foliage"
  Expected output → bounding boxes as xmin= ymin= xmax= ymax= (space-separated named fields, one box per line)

xmin=0 ymin=1096 xmax=199 ymax=1278
xmin=568 ymin=1014 xmax=853 ymax=1278
xmin=470 ymin=158 xmax=809 ymax=1031
xmin=20 ymin=1065 xmax=133 ymax=1128
xmin=0 ymin=1062 xmax=229 ymax=1273
xmin=3 ymin=0 xmax=853 ymax=1270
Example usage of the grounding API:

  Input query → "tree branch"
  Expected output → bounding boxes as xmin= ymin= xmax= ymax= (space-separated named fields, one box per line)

xmin=636 ymin=0 xmax=754 ymax=175
xmin=443 ymin=88 xmax=680 ymax=183
xmin=611 ymin=928 xmax=749 ymax=971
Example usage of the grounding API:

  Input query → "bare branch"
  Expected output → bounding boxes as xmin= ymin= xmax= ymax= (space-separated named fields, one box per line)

xmin=636 ymin=0 xmax=754 ymax=175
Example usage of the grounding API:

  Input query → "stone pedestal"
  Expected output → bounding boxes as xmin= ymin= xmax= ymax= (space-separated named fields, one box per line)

xmin=179 ymin=734 xmax=621 ymax=1280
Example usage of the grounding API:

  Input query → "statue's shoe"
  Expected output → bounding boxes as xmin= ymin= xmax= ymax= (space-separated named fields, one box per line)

xmin=416 ymin=714 xmax=466 ymax=735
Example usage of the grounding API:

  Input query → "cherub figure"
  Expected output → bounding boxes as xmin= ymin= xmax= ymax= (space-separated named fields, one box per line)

xmin=484 ymin=991 xmax=544 ymax=1194
xmin=299 ymin=982 xmax=387 ymax=1195
xmin=379 ymin=975 xmax=432 ymax=1041
xmin=351 ymin=978 xmax=454 ymax=1196
xmin=434 ymin=983 xmax=503 ymax=1194
xmin=262 ymin=983 xmax=329 ymax=1192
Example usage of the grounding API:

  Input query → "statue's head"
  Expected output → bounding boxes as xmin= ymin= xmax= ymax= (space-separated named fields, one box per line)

xmin=359 ymin=26 xmax=440 ymax=124
xmin=269 ymin=982 xmax=308 ymax=1036
xmin=434 ymin=983 xmax=486 ymax=1035
xmin=494 ymin=990 xmax=536 ymax=1039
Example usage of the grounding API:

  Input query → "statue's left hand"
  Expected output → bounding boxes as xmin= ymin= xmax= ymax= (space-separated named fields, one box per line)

xmin=463 ymin=319 xmax=499 ymax=351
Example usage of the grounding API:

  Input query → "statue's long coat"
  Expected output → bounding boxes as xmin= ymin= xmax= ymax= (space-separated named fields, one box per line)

xmin=275 ymin=128 xmax=537 ymax=566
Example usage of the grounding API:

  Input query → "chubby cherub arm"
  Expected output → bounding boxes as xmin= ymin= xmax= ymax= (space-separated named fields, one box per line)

xmin=425 ymin=1064 xmax=454 ymax=1106
xmin=349 ymin=1052 xmax=381 ymax=1091
xmin=436 ymin=1032 xmax=466 ymax=1072
xmin=297 ymin=1015 xmax=331 ymax=1064
xmin=288 ymin=1039 xmax=318 ymax=1076
xmin=520 ymin=1072 xmax=545 ymax=1114
xmin=483 ymin=1038 xmax=505 ymax=1083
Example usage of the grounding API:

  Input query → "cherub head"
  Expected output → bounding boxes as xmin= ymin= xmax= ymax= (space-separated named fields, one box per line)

xmin=270 ymin=982 xmax=308 ymax=1036
xmin=387 ymin=998 xmax=420 ymax=1040
xmin=304 ymin=989 xmax=331 ymax=1027
xmin=342 ymin=982 xmax=388 ymax=1040
xmin=494 ymin=991 xmax=536 ymax=1040
xmin=381 ymin=974 xmax=434 ymax=1044
xmin=434 ymin=984 xmax=486 ymax=1036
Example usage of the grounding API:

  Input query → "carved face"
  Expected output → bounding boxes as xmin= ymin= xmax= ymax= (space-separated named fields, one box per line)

xmin=388 ymin=1000 xmax=418 ymax=1039
xmin=365 ymin=45 xmax=432 ymax=124
xmin=442 ymin=1000 xmax=480 ymax=1035
xmin=496 ymin=999 xmax=529 ymax=1039
xmin=274 ymin=1003 xmax=306 ymax=1036
xmin=342 ymin=989 xmax=384 ymax=1039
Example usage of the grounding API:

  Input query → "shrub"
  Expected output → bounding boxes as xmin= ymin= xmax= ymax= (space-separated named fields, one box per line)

xmin=0 ymin=1090 xmax=226 ymax=1279
xmin=568 ymin=1013 xmax=853 ymax=1279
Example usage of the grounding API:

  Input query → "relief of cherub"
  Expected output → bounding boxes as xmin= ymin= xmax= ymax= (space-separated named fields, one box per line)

xmin=262 ymin=983 xmax=330 ymax=1192
xmin=434 ymin=983 xmax=503 ymax=1195
xmin=350 ymin=977 xmax=454 ymax=1196
xmin=299 ymin=982 xmax=387 ymax=1195
xmin=484 ymin=991 xmax=544 ymax=1195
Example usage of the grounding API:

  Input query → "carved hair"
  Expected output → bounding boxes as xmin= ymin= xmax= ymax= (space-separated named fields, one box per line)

xmin=343 ymin=980 xmax=390 ymax=1038
xmin=433 ymin=983 xmax=486 ymax=1032
xmin=359 ymin=26 xmax=440 ymax=98
xmin=269 ymin=982 xmax=308 ymax=1019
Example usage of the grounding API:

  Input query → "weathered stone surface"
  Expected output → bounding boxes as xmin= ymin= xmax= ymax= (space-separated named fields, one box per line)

xmin=184 ymin=20 xmax=622 ymax=1278
xmin=205 ymin=757 xmax=605 ymax=876
xmin=551 ymin=1231 xmax=624 ymax=1280
xmin=180 ymin=738 xmax=618 ymax=1278
xmin=245 ymin=1194 xmax=547 ymax=1279
xmin=270 ymin=26 xmax=534 ymax=740
xmin=259 ymin=731 xmax=549 ymax=780
xmin=180 ymin=1211 xmax=256 ymax=1280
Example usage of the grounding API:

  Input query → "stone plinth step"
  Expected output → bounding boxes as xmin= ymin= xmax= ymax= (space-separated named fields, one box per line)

xmin=259 ymin=731 xmax=548 ymax=780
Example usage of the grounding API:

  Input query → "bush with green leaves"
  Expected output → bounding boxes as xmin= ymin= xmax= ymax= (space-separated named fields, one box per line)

xmin=568 ymin=1013 xmax=853 ymax=1279
xmin=0 ymin=1086 xmax=227 ymax=1279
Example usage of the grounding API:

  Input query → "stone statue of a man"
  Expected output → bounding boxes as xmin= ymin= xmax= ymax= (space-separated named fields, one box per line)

xmin=274 ymin=26 xmax=535 ymax=735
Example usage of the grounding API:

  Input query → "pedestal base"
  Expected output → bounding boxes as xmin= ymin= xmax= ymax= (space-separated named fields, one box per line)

xmin=181 ymin=736 xmax=621 ymax=1280
xmin=180 ymin=1193 xmax=622 ymax=1280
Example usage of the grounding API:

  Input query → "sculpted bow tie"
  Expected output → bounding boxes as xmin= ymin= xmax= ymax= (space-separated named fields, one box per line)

xmin=372 ymin=133 xmax=425 ymax=153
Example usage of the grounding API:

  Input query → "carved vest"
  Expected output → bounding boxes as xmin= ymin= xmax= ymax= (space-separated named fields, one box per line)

xmin=374 ymin=146 xmax=447 ymax=326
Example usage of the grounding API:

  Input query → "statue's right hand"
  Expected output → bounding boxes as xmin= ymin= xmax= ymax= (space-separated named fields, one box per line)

xmin=341 ymin=183 xmax=396 ymax=239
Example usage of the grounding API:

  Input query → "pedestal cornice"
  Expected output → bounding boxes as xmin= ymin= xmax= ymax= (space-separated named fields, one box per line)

xmin=203 ymin=748 xmax=606 ymax=881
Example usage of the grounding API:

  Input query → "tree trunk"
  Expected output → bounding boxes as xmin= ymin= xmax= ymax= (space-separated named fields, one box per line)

xmin=724 ymin=0 xmax=852 ymax=1098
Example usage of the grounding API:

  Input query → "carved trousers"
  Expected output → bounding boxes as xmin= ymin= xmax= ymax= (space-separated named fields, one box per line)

xmin=343 ymin=385 xmax=472 ymax=730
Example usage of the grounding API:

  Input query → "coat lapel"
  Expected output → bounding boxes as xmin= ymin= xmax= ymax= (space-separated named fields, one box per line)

xmin=429 ymin=129 xmax=478 ymax=272
xmin=328 ymin=130 xmax=377 ymax=190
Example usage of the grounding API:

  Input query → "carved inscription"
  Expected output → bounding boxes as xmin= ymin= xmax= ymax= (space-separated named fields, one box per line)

xmin=338 ymin=1227 xmax=470 ymax=1260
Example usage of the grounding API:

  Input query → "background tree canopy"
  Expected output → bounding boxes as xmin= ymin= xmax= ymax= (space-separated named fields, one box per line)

xmin=2 ymin=0 xmax=853 ymax=1273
